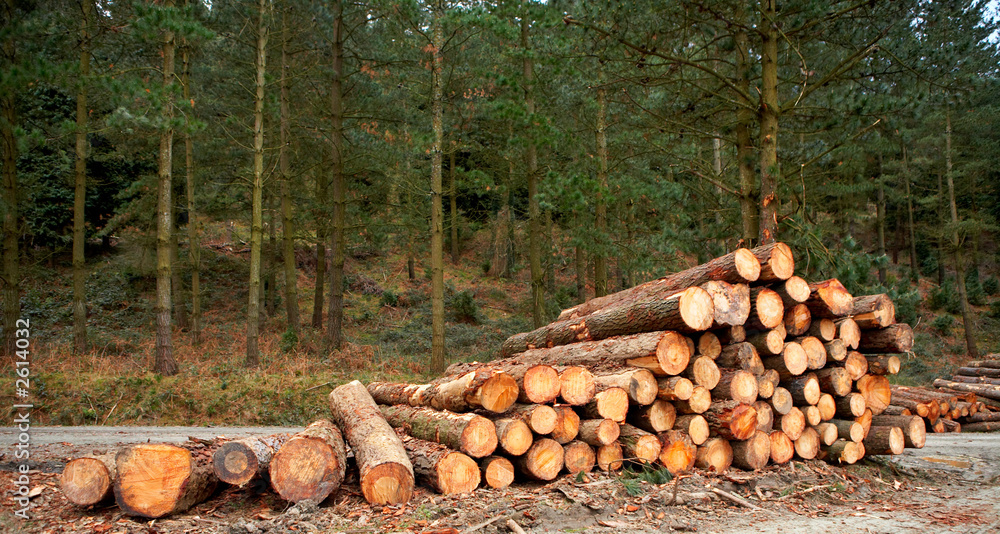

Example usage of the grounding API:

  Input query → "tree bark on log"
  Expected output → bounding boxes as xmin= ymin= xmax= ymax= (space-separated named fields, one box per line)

xmin=716 ymin=343 xmax=764 ymax=375
xmin=62 ymin=454 xmax=117 ymax=507
xmin=213 ymin=433 xmax=290 ymax=487
xmin=956 ymin=367 xmax=1000 ymax=378
xmin=748 ymin=327 xmax=785 ymax=356
xmin=683 ymin=355 xmax=721 ymax=389
xmin=618 ymin=424 xmax=662 ymax=464
xmin=752 ymin=242 xmax=795 ymax=282
xmin=772 ymin=275 xmax=811 ymax=306
xmin=951 ymin=375 xmax=1000 ymax=385
xmin=440 ymin=363 xmax=558 ymax=405
xmin=963 ymin=359 xmax=1000 ymax=369
xmin=580 ymin=387 xmax=628 ymax=422
xmin=851 ymin=294 xmax=896 ymax=329
xmin=820 ymin=440 xmax=863 ymax=464
xmin=784 ymin=304 xmax=812 ymax=337
xmin=782 ymin=373 xmax=820 ymax=406
xmin=517 ymin=438 xmax=564 ymax=481
xmin=674 ymin=414 xmax=709 ymax=445
xmin=828 ymin=351 xmax=869 ymax=381
xmin=824 ymin=339 xmax=847 ymax=362
xmin=762 ymin=341 xmax=808 ymax=378
xmin=628 ymin=399 xmax=677 ymax=434
xmin=380 ymin=405 xmax=497 ymax=458
xmin=829 ymin=419 xmax=865 ymax=442
xmin=577 ymin=419 xmax=620 ymax=446
xmin=731 ymin=430 xmax=771 ymax=470
xmin=858 ymin=324 xmax=913 ymax=353
xmin=932 ymin=379 xmax=1000 ymax=401
xmin=367 ymin=370 xmax=518 ymax=414
xmin=703 ymin=281 xmax=751 ymax=327
xmin=863 ymin=426 xmax=905 ymax=455
xmin=114 ymin=443 xmax=218 ymax=519
xmin=962 ymin=421 xmax=1000 ymax=432
xmin=695 ymin=437 xmax=733 ymax=473
xmin=657 ymin=430 xmax=696 ymax=475
xmin=768 ymin=430 xmax=794 ymax=464
xmin=871 ymin=415 xmax=925 ymax=448
xmin=864 ymin=354 xmax=900 ymax=375
xmin=657 ymin=376 xmax=694 ymax=401
xmin=563 ymin=440 xmax=596 ymax=474
xmin=815 ymin=367 xmax=852 ymax=397
xmin=269 ymin=421 xmax=346 ymax=503
xmin=805 ymin=279 xmax=853 ymax=318
xmin=813 ymin=422 xmax=838 ymax=446
xmin=329 ymin=381 xmax=414 ymax=505
xmin=397 ymin=432 xmax=480 ymax=495
xmin=480 ymin=456 xmax=514 ymax=489
xmin=594 ymin=369 xmax=657 ymax=406
xmin=704 ymin=401 xmax=757 ymax=440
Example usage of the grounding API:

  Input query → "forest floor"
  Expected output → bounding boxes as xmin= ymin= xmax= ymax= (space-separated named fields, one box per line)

xmin=1 ymin=432 xmax=999 ymax=533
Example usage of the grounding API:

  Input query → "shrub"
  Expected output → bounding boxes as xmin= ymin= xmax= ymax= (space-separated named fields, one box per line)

xmin=931 ymin=314 xmax=955 ymax=335
xmin=983 ymin=276 xmax=1000 ymax=296
xmin=380 ymin=289 xmax=400 ymax=307
xmin=887 ymin=284 xmax=920 ymax=326
xmin=448 ymin=290 xmax=480 ymax=324
xmin=929 ymin=279 xmax=961 ymax=314
xmin=989 ymin=300 xmax=1000 ymax=319
xmin=965 ymin=267 xmax=986 ymax=306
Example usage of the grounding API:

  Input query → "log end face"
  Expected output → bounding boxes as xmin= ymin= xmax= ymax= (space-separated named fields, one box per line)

xmin=785 ymin=276 xmax=811 ymax=303
xmin=529 ymin=405 xmax=558 ymax=435
xmin=657 ymin=332 xmax=693 ymax=376
xmin=768 ymin=243 xmax=795 ymax=280
xmin=213 ymin=443 xmax=257 ymax=487
xmin=462 ymin=415 xmax=499 ymax=458
xmin=631 ymin=369 xmax=659 ymax=406
xmin=61 ymin=458 xmax=112 ymax=507
xmin=734 ymin=248 xmax=762 ymax=282
xmin=524 ymin=439 xmax=565 ymax=481
xmin=479 ymin=372 xmax=519 ymax=413
xmin=559 ymin=367 xmax=596 ymax=406
xmin=361 ymin=462 xmax=414 ymax=505
xmin=482 ymin=456 xmax=515 ymax=489
xmin=597 ymin=442 xmax=624 ymax=472
xmin=437 ymin=452 xmax=481 ymax=494
xmin=522 ymin=365 xmax=561 ymax=404
xmin=783 ymin=342 xmax=809 ymax=376
xmin=680 ymin=287 xmax=715 ymax=331
xmin=270 ymin=438 xmax=342 ymax=504
xmin=114 ymin=444 xmax=193 ymax=519
xmin=768 ymin=431 xmax=795 ymax=464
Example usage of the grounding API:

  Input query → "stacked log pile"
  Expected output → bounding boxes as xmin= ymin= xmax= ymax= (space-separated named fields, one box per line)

xmin=883 ymin=358 xmax=1000 ymax=433
xmin=61 ymin=242 xmax=947 ymax=518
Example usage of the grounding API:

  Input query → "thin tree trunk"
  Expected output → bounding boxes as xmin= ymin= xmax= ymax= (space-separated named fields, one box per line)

xmin=903 ymin=147 xmax=917 ymax=282
xmin=170 ymin=218 xmax=188 ymax=329
xmin=937 ymin=171 xmax=945 ymax=286
xmin=0 ymin=0 xmax=18 ymax=357
xmin=734 ymin=5 xmax=757 ymax=247
xmin=450 ymin=149 xmax=459 ymax=264
xmin=758 ymin=0 xmax=780 ymax=245
xmin=945 ymin=108 xmax=978 ymax=359
xmin=429 ymin=2 xmax=446 ymax=374
xmin=154 ymin=0 xmax=178 ymax=376
xmin=246 ymin=0 xmax=268 ymax=368
xmin=522 ymin=10 xmax=544 ymax=328
xmin=266 ymin=193 xmax=278 ymax=317
xmin=876 ymin=153 xmax=886 ymax=286
xmin=575 ymin=245 xmax=586 ymax=303
xmin=279 ymin=8 xmax=298 ymax=335
xmin=327 ymin=0 xmax=346 ymax=353
xmin=594 ymin=62 xmax=608 ymax=298
xmin=181 ymin=34 xmax=201 ymax=344
xmin=72 ymin=0 xmax=92 ymax=355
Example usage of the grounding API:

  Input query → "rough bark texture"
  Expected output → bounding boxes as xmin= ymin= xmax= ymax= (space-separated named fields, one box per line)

xmin=716 ymin=343 xmax=764 ymax=375
xmin=213 ymin=433 xmax=290 ymax=487
xmin=731 ymin=431 xmax=771 ymax=471
xmin=617 ymin=424 xmax=661 ymax=464
xmin=328 ymin=381 xmax=414 ymax=505
xmin=594 ymin=369 xmax=658 ymax=406
xmin=815 ymin=367 xmax=852 ymax=397
xmin=398 ymin=432 xmax=480 ymax=495
xmin=864 ymin=354 xmax=901 ymax=376
xmin=752 ymin=242 xmax=794 ymax=282
xmin=858 ymin=324 xmax=913 ymax=353
xmin=863 ymin=426 xmax=905 ymax=455
xmin=748 ymin=328 xmax=785 ymax=356
xmin=62 ymin=454 xmax=116 ymax=507
xmin=871 ymin=415 xmax=925 ymax=449
xmin=627 ymin=399 xmax=677 ymax=434
xmin=245 ymin=0 xmax=268 ymax=368
xmin=71 ymin=0 xmax=91 ymax=354
xmin=703 ymin=281 xmax=751 ymax=327
xmin=379 ymin=404 xmax=497 ymax=458
xmin=820 ymin=440 xmax=863 ymax=465
xmin=367 ymin=369 xmax=518 ymax=414
xmin=825 ymin=339 xmax=847 ymax=362
xmin=674 ymin=414 xmax=709 ymax=445
xmin=496 ymin=331 xmax=691 ymax=377
xmin=577 ymin=418 xmax=620 ymax=446
xmin=835 ymin=393 xmax=867 ymax=418
xmin=931 ymin=379 xmax=1000 ymax=401
xmin=851 ymin=294 xmax=895 ymax=330
xmin=782 ymin=373 xmax=820 ymax=405
xmin=269 ymin=421 xmax=346 ymax=503
xmin=114 ymin=443 xmax=217 ymax=519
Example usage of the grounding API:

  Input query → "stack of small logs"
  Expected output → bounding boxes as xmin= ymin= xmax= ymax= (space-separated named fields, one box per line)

xmin=883 ymin=358 xmax=1000 ymax=433
xmin=59 ymin=242 xmax=927 ymax=519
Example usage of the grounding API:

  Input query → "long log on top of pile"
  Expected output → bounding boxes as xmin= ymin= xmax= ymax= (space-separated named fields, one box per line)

xmin=329 ymin=380 xmax=414 ymax=506
xmin=956 ymin=367 xmax=1000 ymax=378
xmin=269 ymin=420 xmax=346 ymax=504
xmin=932 ymin=379 xmax=1000 ymax=402
xmin=366 ymin=369 xmax=518 ymax=414
xmin=114 ymin=443 xmax=218 ymax=519
xmin=379 ymin=404 xmax=498 ymax=458
xmin=61 ymin=453 xmax=116 ymax=507
xmin=501 ymin=286 xmax=715 ymax=357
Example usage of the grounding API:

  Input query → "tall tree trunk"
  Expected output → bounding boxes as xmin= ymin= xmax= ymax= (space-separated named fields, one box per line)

xmin=181 ymin=35 xmax=201 ymax=344
xmin=170 ymin=218 xmax=188 ymax=329
xmin=246 ymin=0 xmax=268 ymax=368
xmin=575 ymin=244 xmax=586 ymax=303
xmin=72 ymin=0 xmax=92 ymax=355
xmin=429 ymin=2 xmax=446 ymax=374
xmin=154 ymin=0 xmax=178 ymax=376
xmin=450 ymin=150 xmax=459 ymax=264
xmin=758 ymin=0 xmax=780 ymax=245
xmin=522 ymin=10 xmax=544 ymax=328
xmin=279 ymin=8 xmax=298 ymax=335
xmin=327 ymin=0 xmax=346 ymax=353
xmin=313 ymin=187 xmax=327 ymax=327
xmin=876 ymin=154 xmax=886 ymax=286
xmin=936 ymin=171 xmax=945 ymax=286
xmin=734 ymin=6 xmax=758 ymax=247
xmin=0 ymin=0 xmax=18 ymax=357
xmin=266 ymin=194 xmax=278 ymax=317
xmin=594 ymin=62 xmax=608 ymax=298
xmin=903 ymin=146 xmax=917 ymax=282
xmin=945 ymin=108 xmax=978 ymax=359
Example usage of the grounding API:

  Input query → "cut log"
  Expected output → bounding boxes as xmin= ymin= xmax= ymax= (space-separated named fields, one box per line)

xmin=480 ymin=456 xmax=514 ymax=489
xmin=950 ymin=375 xmax=1000 ymax=385
xmin=784 ymin=304 xmax=812 ymax=337
xmin=768 ymin=431 xmax=795 ymax=464
xmin=732 ymin=431 xmax=771 ymax=471
xmin=825 ymin=339 xmax=847 ymax=362
xmin=704 ymin=401 xmax=758 ymax=440
xmin=850 ymin=294 xmax=896 ymax=329
xmin=507 ymin=404 xmax=558 ymax=435
xmin=517 ymin=438 xmax=564 ymax=481
xmin=683 ymin=355 xmax=721 ymax=390
xmin=756 ymin=369 xmax=779 ymax=400
xmin=856 ymin=375 xmax=892 ymax=415
xmin=517 ymin=365 xmax=561 ymax=404
xmin=964 ymin=411 xmax=1000 ymax=423
xmin=697 ymin=331 xmax=723 ymax=359
xmin=213 ymin=434 xmax=290 ymax=487
xmin=794 ymin=427 xmax=820 ymax=460
xmin=618 ymin=424 xmax=662 ymax=464
xmin=957 ymin=367 xmax=1000 ymax=378
xmin=563 ymin=441 xmax=597 ymax=475
xmin=806 ymin=318 xmax=837 ymax=341
xmin=803 ymin=405 xmax=822 ymax=427
xmin=703 ymin=280 xmax=751 ymax=327
xmin=858 ymin=324 xmax=913 ymax=353
xmin=962 ymin=421 xmax=1000 ymax=432
xmin=397 ymin=432 xmax=479 ymax=495
xmin=596 ymin=442 xmax=624 ymax=471
xmin=813 ymin=422 xmax=838 ymax=446
xmin=713 ymin=368 xmax=760 ymax=404
xmin=114 ymin=444 xmax=217 ymax=519
xmin=717 ymin=325 xmax=747 ymax=344
xmin=577 ymin=419 xmax=620 ymax=446
xmin=753 ymin=401 xmax=774 ymax=433
xmin=805 ymin=279 xmax=853 ymax=318
xmin=777 ymin=406 xmax=806 ymax=441
xmin=863 ymin=426 xmax=905 ymax=455
xmin=748 ymin=327 xmax=786 ymax=356
xmin=855 ymin=409 xmax=874 ymax=439
xmin=695 ymin=437 xmax=733 ymax=473
xmin=871 ymin=415 xmax=925 ymax=448
xmin=932 ymin=379 xmax=1000 ymax=401
xmin=752 ymin=242 xmax=795 ymax=282
xmin=580 ymin=387 xmax=629 ymax=422
xmin=716 ymin=342 xmax=764 ymax=375
xmin=881 ymin=405 xmax=912 ymax=416
xmin=380 ymin=405 xmax=497 ymax=458
xmin=558 ymin=366 xmax=596 ymax=406
xmin=830 ymin=419 xmax=865 ymax=442
xmin=770 ymin=386 xmax=794 ymax=415
xmin=828 ymin=351 xmax=869 ymax=381
xmin=835 ymin=318 xmax=861 ymax=350
xmin=864 ymin=354 xmax=901 ymax=376
xmin=782 ymin=373 xmax=820 ymax=406
xmin=270 ymin=421 xmax=346 ymax=503
xmin=772 ymin=275 xmax=811 ymax=306
xmin=762 ymin=341 xmax=808 ymax=378
xmin=815 ymin=367 xmax=852 ymax=397
xmin=817 ymin=393 xmax=837 ymax=421
xmin=555 ymin=248 xmax=760 ymax=321
xmin=328 ymin=381 xmax=414 ymax=505
xmin=675 ymin=385 xmax=712 ymax=414
xmin=964 ymin=359 xmax=1000 ymax=369
xmin=550 ymin=405 xmax=581 ymax=444
xmin=746 ymin=287 xmax=785 ymax=330
xmin=940 ymin=419 xmax=960 ymax=433
xmin=493 ymin=417 xmax=533 ymax=456
xmin=61 ymin=454 xmax=117 ymax=507
xmin=595 ymin=369 xmax=658 ymax=406
xmin=674 ymin=414 xmax=710 ymax=445
xmin=628 ymin=399 xmax=677 ymax=434
xmin=796 ymin=336 xmax=827 ymax=370
xmin=367 ymin=370 xmax=518 ymax=414
xmin=657 ymin=376 xmax=694 ymax=401
xmin=657 ymin=430 xmax=697 ymax=475
xmin=820 ymin=440 xmax=863 ymax=464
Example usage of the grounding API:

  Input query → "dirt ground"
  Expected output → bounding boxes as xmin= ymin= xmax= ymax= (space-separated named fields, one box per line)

xmin=2 ymin=428 xmax=999 ymax=534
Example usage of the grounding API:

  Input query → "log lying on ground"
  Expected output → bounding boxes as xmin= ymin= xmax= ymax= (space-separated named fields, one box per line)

xmin=820 ymin=440 xmax=864 ymax=464
xmin=716 ymin=343 xmax=764 ymax=375
xmin=580 ymin=387 xmax=629 ymax=422
xmin=836 ymin=318 xmax=861 ymax=350
xmin=871 ymin=415 xmax=925 ymax=448
xmin=858 ymin=324 xmax=913 ymax=353
xmin=784 ymin=304 xmax=812 ymax=337
xmin=695 ymin=437 xmax=733 ymax=473
xmin=657 ymin=430 xmax=697 ymax=475
xmin=951 ymin=375 xmax=1000 ymax=385
xmin=752 ymin=242 xmax=795 ymax=282
xmin=628 ymin=399 xmax=677 ymax=434
xmin=962 ymin=421 xmax=1000 ymax=432
xmin=807 ymin=318 xmax=837 ymax=342
xmin=212 ymin=434 xmax=290 ymax=487
xmin=380 ymin=405 xmax=497 ymax=458
xmin=805 ymin=279 xmax=853 ymax=318
xmin=507 ymin=404 xmax=557 ymax=435
xmin=856 ymin=375 xmax=892 ymax=414
xmin=597 ymin=442 xmax=624 ymax=471
xmin=618 ymin=424 xmax=662 ymax=464
xmin=731 ymin=431 xmax=771 ymax=471
xmin=517 ymin=438 xmax=564 ymax=481
xmin=556 ymin=248 xmax=761 ymax=321
xmin=864 ymin=354 xmax=901 ymax=375
xmin=577 ymin=419 xmax=620 ymax=446
xmin=772 ymin=276 xmax=811 ymax=306
xmin=932 ymin=379 xmax=1000 ymax=401
xmin=594 ymin=369 xmax=658 ymax=406
xmin=657 ymin=376 xmax=694 ymax=401
xmin=964 ymin=411 xmax=1000 ymax=423
xmin=397 ymin=432 xmax=479 ymax=495
xmin=270 ymin=421 xmax=346 ymax=503
xmin=492 ymin=417 xmax=533 ymax=456
xmin=674 ymin=414 xmax=709 ymax=445
xmin=558 ymin=366 xmax=597 ymax=406
xmin=851 ymin=294 xmax=895 ymax=329
xmin=114 ymin=443 xmax=217 ymax=519
xmin=794 ymin=427 xmax=821 ymax=460
xmin=440 ymin=362 xmax=559 ymax=405
xmin=61 ymin=453 xmax=117 ymax=507
xmin=768 ymin=431 xmax=795 ymax=464
xmin=563 ymin=440 xmax=597 ymax=475
xmin=829 ymin=419 xmax=865 ymax=442
xmin=778 ymin=407 xmax=806 ymax=441
xmin=703 ymin=281 xmax=751 ymax=327
xmin=367 ymin=369 xmax=518 ymax=414
xmin=956 ymin=367 xmax=1000 ymax=378
xmin=683 ymin=356 xmax=721 ymax=389
xmin=746 ymin=287 xmax=785 ymax=330
xmin=813 ymin=422 xmax=838 ymax=446
xmin=963 ymin=359 xmax=1000 ymax=369
xmin=863 ymin=426 xmax=905 ymax=455
xmin=329 ymin=381 xmax=414 ymax=505
xmin=480 ymin=456 xmax=514 ymax=489
xmin=704 ymin=401 xmax=758 ymax=441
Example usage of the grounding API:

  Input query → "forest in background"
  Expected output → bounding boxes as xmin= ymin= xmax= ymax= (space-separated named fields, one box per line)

xmin=2 ymin=0 xmax=1000 ymax=424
